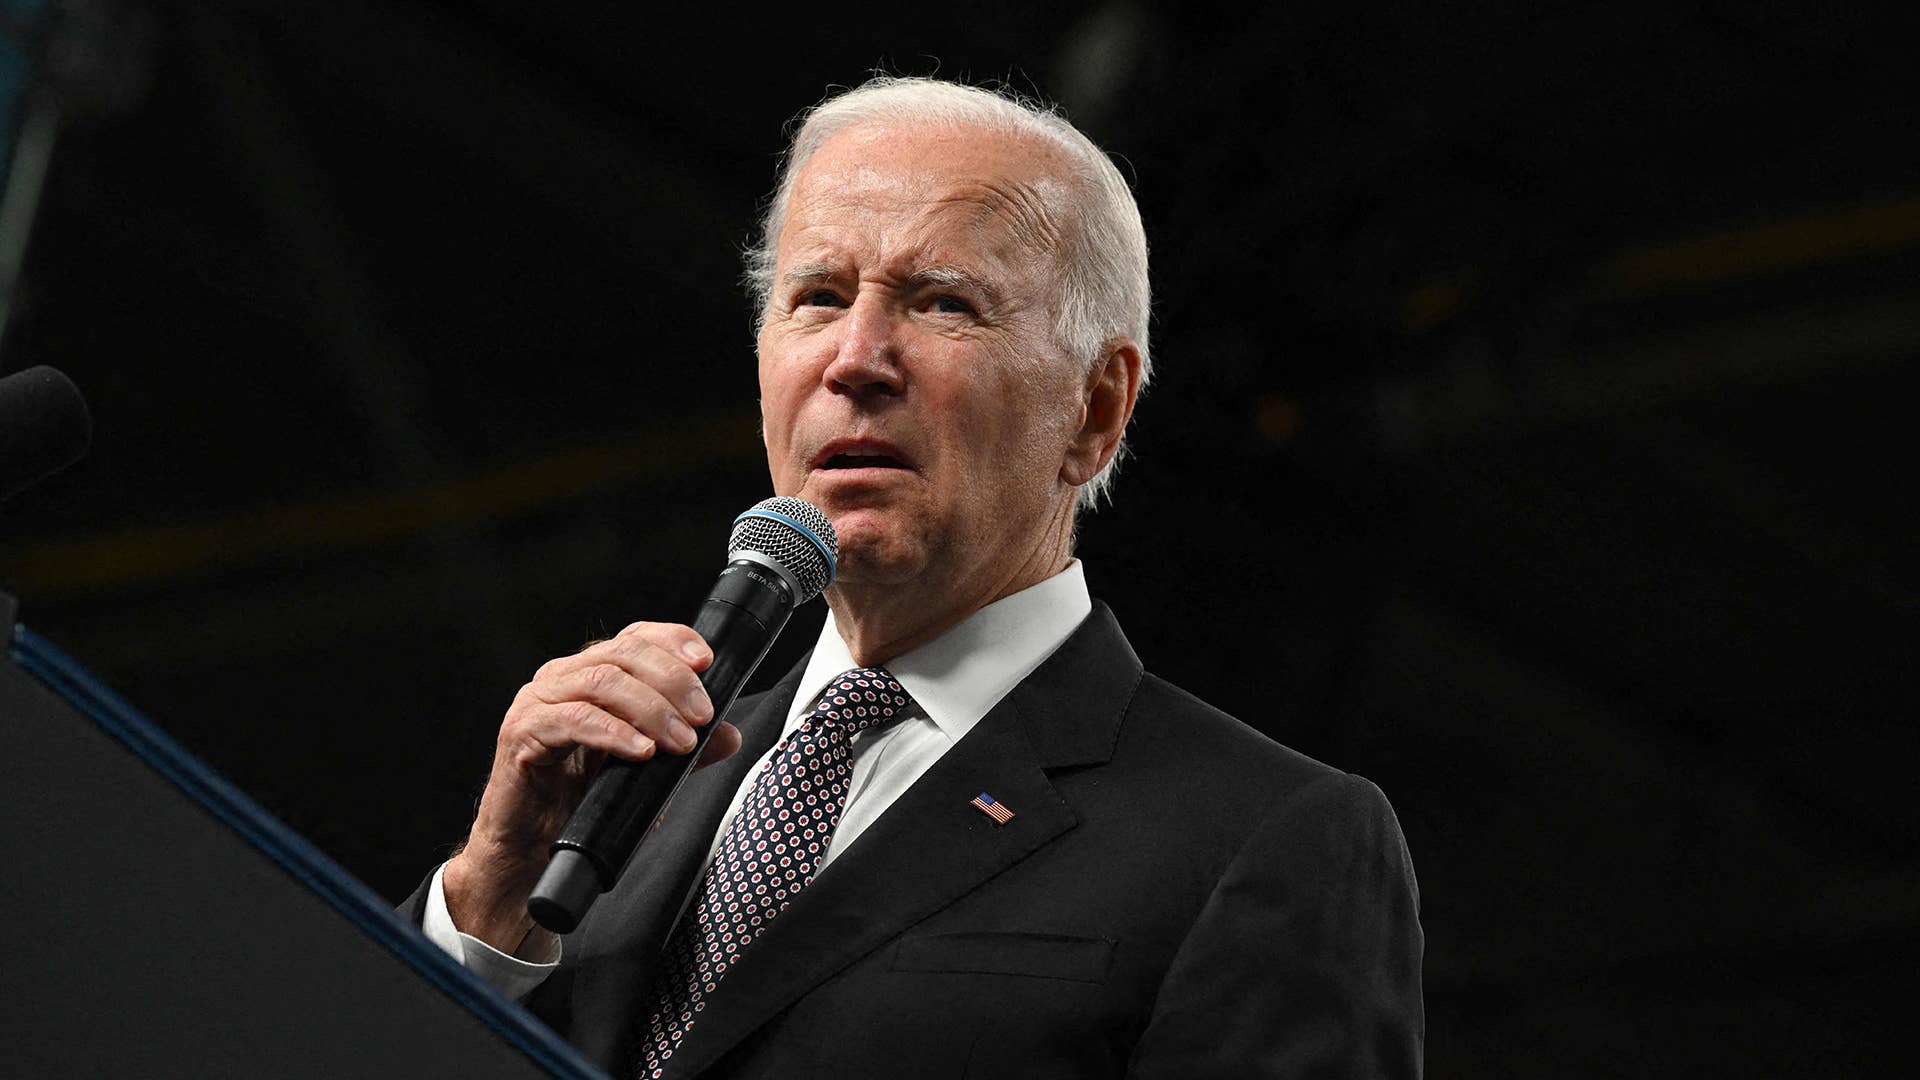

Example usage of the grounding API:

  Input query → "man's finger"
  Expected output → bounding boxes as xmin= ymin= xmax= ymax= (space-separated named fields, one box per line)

xmin=534 ymin=663 xmax=699 ymax=754
xmin=511 ymin=700 xmax=657 ymax=765
xmin=615 ymin=621 xmax=713 ymax=670
xmin=614 ymin=637 xmax=715 ymax=726
xmin=529 ymin=623 xmax=711 ymax=683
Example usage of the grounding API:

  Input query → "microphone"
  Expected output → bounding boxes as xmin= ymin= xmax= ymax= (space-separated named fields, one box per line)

xmin=1 ymin=366 xmax=91 ymax=501
xmin=527 ymin=496 xmax=838 ymax=933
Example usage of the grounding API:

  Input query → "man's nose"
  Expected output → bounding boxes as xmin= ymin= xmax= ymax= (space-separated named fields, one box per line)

xmin=822 ymin=293 xmax=905 ymax=399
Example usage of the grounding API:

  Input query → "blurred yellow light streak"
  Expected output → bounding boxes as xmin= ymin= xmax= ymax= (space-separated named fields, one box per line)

xmin=1401 ymin=192 xmax=1920 ymax=331
xmin=1597 ymin=193 xmax=1920 ymax=296
xmin=1 ymin=409 xmax=764 ymax=596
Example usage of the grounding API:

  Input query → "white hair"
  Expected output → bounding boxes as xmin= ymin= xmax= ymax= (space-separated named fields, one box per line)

xmin=746 ymin=76 xmax=1152 ymax=513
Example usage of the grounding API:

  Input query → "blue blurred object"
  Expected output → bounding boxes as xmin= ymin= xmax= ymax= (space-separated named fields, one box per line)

xmin=0 ymin=0 xmax=50 ymax=183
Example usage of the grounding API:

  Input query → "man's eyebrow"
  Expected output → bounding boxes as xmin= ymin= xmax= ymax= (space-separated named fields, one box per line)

xmin=907 ymin=265 xmax=1002 ymax=302
xmin=779 ymin=261 xmax=1004 ymax=304
xmin=780 ymin=260 xmax=842 ymax=287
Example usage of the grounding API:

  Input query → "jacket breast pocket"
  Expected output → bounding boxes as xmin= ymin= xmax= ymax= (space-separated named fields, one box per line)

xmin=890 ymin=931 xmax=1117 ymax=984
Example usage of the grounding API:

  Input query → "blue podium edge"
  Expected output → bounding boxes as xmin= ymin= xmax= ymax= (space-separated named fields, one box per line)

xmin=9 ymin=623 xmax=606 ymax=1080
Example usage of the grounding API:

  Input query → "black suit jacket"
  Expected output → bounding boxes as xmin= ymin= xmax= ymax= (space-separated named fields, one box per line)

xmin=407 ymin=603 xmax=1423 ymax=1078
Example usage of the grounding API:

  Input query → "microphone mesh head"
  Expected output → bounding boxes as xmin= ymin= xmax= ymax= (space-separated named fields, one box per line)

xmin=0 ymin=365 xmax=91 ymax=500
xmin=728 ymin=497 xmax=837 ymax=602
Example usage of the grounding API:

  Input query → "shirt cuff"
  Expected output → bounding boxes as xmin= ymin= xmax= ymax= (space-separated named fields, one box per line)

xmin=423 ymin=863 xmax=561 ymax=1001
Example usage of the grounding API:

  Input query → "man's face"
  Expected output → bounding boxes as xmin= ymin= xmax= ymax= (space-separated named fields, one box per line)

xmin=757 ymin=124 xmax=1087 ymax=590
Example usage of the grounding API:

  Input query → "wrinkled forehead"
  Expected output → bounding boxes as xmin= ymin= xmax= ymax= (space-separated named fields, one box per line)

xmin=779 ymin=123 xmax=1080 ymax=272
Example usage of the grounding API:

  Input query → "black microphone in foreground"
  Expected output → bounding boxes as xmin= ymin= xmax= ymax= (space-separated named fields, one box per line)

xmin=0 ymin=365 xmax=91 ymax=501
xmin=528 ymin=496 xmax=838 ymax=933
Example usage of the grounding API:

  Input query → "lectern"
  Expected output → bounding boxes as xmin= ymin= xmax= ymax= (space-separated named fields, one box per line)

xmin=0 ymin=592 xmax=604 ymax=1078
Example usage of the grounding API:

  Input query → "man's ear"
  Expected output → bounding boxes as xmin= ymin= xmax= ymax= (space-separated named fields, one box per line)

xmin=1061 ymin=337 xmax=1142 ymax=487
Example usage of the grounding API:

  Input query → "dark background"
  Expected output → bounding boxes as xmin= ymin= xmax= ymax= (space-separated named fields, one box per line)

xmin=5 ymin=2 xmax=1917 ymax=1075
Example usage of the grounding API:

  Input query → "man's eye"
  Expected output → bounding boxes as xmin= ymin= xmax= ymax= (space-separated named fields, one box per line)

xmin=930 ymin=295 xmax=975 ymax=315
xmin=799 ymin=289 xmax=845 ymax=308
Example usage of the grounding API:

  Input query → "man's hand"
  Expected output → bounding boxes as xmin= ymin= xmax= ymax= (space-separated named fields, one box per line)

xmin=442 ymin=621 xmax=743 ymax=955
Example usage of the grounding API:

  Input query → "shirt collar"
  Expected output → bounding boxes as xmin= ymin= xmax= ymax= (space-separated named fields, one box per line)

xmin=787 ymin=560 xmax=1093 ymax=742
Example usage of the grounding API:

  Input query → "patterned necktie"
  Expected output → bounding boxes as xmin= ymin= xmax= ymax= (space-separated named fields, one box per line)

xmin=632 ymin=667 xmax=914 ymax=1078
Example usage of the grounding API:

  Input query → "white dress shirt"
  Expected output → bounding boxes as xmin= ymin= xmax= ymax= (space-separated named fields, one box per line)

xmin=423 ymin=560 xmax=1092 ymax=1000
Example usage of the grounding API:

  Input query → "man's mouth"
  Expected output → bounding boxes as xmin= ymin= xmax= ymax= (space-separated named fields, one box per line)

xmin=813 ymin=439 xmax=914 ymax=471
xmin=823 ymin=452 xmax=909 ymax=469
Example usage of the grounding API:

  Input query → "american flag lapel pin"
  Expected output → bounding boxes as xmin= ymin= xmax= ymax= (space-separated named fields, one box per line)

xmin=970 ymin=791 xmax=1015 ymax=825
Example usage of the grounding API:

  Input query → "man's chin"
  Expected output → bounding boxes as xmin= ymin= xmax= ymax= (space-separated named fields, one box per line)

xmin=823 ymin=511 xmax=930 ymax=587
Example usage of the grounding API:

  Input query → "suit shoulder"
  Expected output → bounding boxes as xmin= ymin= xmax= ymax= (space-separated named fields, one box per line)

xmin=1127 ymin=669 xmax=1346 ymax=790
xmin=1070 ymin=669 xmax=1408 ymax=892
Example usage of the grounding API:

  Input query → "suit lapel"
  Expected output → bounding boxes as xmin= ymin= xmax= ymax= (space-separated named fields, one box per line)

xmin=663 ymin=604 xmax=1142 ymax=1079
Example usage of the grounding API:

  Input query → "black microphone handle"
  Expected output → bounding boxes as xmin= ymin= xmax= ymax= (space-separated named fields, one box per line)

xmin=527 ymin=559 xmax=798 ymax=934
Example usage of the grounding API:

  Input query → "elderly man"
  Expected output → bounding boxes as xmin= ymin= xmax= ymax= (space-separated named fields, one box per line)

xmin=408 ymin=77 xmax=1423 ymax=1078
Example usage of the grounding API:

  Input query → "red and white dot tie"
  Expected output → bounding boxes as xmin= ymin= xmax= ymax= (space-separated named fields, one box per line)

xmin=632 ymin=668 xmax=913 ymax=1078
